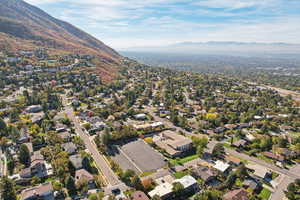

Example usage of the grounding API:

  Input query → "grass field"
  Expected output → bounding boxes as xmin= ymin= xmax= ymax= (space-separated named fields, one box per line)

xmin=173 ymin=170 xmax=189 ymax=179
xmin=170 ymin=154 xmax=199 ymax=166
xmin=258 ymin=188 xmax=272 ymax=200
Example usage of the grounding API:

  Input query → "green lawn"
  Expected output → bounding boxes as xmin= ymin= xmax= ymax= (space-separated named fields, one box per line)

xmin=258 ymin=188 xmax=272 ymax=200
xmin=170 ymin=154 xmax=199 ymax=166
xmin=140 ymin=171 xmax=154 ymax=177
xmin=179 ymin=154 xmax=198 ymax=164
xmin=235 ymin=178 xmax=243 ymax=187
xmin=173 ymin=171 xmax=189 ymax=179
xmin=257 ymin=154 xmax=274 ymax=164
xmin=271 ymin=172 xmax=279 ymax=180
xmin=223 ymin=142 xmax=236 ymax=150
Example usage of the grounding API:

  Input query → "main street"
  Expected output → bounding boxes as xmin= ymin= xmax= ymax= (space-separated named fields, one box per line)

xmin=61 ymin=97 xmax=121 ymax=186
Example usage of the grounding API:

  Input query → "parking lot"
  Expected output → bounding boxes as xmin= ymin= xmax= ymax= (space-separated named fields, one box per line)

xmin=110 ymin=139 xmax=167 ymax=174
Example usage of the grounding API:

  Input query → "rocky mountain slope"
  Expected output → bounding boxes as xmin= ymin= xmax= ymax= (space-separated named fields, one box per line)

xmin=0 ymin=0 xmax=122 ymax=81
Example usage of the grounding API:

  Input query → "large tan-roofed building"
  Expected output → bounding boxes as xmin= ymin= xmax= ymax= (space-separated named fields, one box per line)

xmin=154 ymin=130 xmax=192 ymax=157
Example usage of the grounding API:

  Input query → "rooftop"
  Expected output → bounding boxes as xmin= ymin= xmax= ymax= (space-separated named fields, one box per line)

xmin=21 ymin=182 xmax=53 ymax=200
xmin=213 ymin=160 xmax=230 ymax=173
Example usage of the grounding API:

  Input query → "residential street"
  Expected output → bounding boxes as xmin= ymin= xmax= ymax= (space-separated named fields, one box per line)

xmin=271 ymin=176 xmax=294 ymax=200
xmin=62 ymin=97 xmax=121 ymax=186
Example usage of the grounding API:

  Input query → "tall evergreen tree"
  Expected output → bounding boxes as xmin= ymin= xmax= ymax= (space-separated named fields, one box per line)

xmin=0 ymin=177 xmax=16 ymax=200
xmin=19 ymin=144 xmax=31 ymax=166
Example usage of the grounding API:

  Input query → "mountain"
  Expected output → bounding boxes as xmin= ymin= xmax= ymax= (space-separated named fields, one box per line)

xmin=0 ymin=0 xmax=122 ymax=81
xmin=123 ymin=41 xmax=300 ymax=57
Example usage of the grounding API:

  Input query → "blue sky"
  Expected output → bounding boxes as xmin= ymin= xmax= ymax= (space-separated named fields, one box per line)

xmin=25 ymin=0 xmax=300 ymax=49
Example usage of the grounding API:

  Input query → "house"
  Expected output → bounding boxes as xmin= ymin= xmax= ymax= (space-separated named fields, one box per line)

xmin=55 ymin=123 xmax=68 ymax=133
xmin=62 ymin=142 xmax=77 ymax=155
xmin=20 ymin=168 xmax=32 ymax=179
xmin=89 ymin=121 xmax=107 ymax=134
xmin=254 ymin=115 xmax=263 ymax=120
xmin=18 ymin=128 xmax=30 ymax=144
xmin=25 ymin=105 xmax=43 ymax=113
xmin=223 ymin=189 xmax=249 ymax=200
xmin=75 ymin=169 xmax=95 ymax=187
xmin=148 ymin=175 xmax=198 ymax=199
xmin=279 ymin=148 xmax=299 ymax=159
xmin=134 ymin=113 xmax=147 ymax=120
xmin=246 ymin=164 xmax=270 ymax=180
xmin=30 ymin=151 xmax=48 ymax=178
xmin=224 ymin=124 xmax=237 ymax=129
xmin=154 ymin=175 xmax=175 ymax=185
xmin=151 ymin=122 xmax=164 ymax=128
xmin=232 ymin=139 xmax=247 ymax=148
xmin=7 ymin=57 xmax=20 ymax=63
xmin=225 ymin=155 xmax=242 ymax=166
xmin=191 ymin=166 xmax=217 ymax=184
xmin=24 ymin=142 xmax=34 ymax=155
xmin=30 ymin=112 xmax=45 ymax=123
xmin=58 ymin=131 xmax=71 ymax=142
xmin=213 ymin=160 xmax=230 ymax=174
xmin=72 ymin=100 xmax=80 ymax=107
xmin=279 ymin=125 xmax=294 ymax=132
xmin=20 ymin=151 xmax=48 ymax=179
xmin=153 ymin=130 xmax=192 ymax=157
xmin=173 ymin=175 xmax=199 ymax=193
xmin=245 ymin=134 xmax=255 ymax=142
xmin=21 ymin=182 xmax=54 ymax=200
xmin=148 ymin=182 xmax=173 ymax=199
xmin=131 ymin=191 xmax=150 ymax=200
xmin=215 ymin=127 xmax=225 ymax=133
xmin=238 ymin=123 xmax=251 ymax=129
xmin=262 ymin=152 xmax=285 ymax=163
xmin=70 ymin=154 xmax=83 ymax=169
xmin=243 ymin=179 xmax=261 ymax=192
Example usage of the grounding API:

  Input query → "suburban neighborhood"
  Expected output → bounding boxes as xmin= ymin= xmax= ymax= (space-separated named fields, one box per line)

xmin=0 ymin=49 xmax=300 ymax=200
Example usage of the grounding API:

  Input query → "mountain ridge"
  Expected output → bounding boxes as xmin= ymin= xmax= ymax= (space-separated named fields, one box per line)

xmin=123 ymin=41 xmax=300 ymax=56
xmin=0 ymin=0 xmax=122 ymax=81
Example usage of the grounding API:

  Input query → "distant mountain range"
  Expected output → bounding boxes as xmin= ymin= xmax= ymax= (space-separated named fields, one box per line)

xmin=0 ymin=0 xmax=122 ymax=81
xmin=124 ymin=41 xmax=300 ymax=56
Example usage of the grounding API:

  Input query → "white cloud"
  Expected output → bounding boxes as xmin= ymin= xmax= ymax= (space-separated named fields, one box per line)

xmin=193 ymin=0 xmax=275 ymax=10
xmin=24 ymin=0 xmax=300 ymax=49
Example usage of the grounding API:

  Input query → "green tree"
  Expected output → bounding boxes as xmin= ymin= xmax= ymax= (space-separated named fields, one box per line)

xmin=212 ymin=143 xmax=224 ymax=159
xmin=102 ymin=129 xmax=112 ymax=146
xmin=7 ymin=155 xmax=15 ymax=175
xmin=152 ymin=195 xmax=162 ymax=200
xmin=194 ymin=190 xmax=221 ymax=200
xmin=131 ymin=175 xmax=144 ymax=191
xmin=235 ymin=163 xmax=248 ymax=178
xmin=82 ymin=156 xmax=93 ymax=173
xmin=121 ymin=169 xmax=135 ymax=185
xmin=0 ymin=117 xmax=7 ymax=136
xmin=0 ymin=177 xmax=16 ymax=200
xmin=76 ymin=179 xmax=88 ymax=195
xmin=65 ymin=176 xmax=76 ymax=196
xmin=19 ymin=144 xmax=31 ymax=166
xmin=172 ymin=182 xmax=185 ymax=198
xmin=224 ymin=173 xmax=237 ymax=189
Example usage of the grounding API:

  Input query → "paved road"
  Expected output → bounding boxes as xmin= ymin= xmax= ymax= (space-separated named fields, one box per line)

xmin=271 ymin=175 xmax=294 ymax=200
xmin=248 ymin=82 xmax=300 ymax=102
xmin=61 ymin=96 xmax=121 ymax=186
